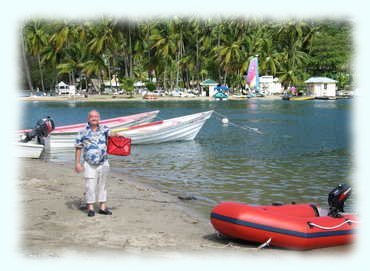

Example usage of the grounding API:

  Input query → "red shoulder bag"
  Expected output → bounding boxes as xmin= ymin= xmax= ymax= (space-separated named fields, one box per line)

xmin=107 ymin=136 xmax=131 ymax=156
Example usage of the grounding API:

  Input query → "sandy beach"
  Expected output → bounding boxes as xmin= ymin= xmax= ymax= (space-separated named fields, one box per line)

xmin=19 ymin=94 xmax=282 ymax=103
xmin=18 ymin=159 xmax=353 ymax=258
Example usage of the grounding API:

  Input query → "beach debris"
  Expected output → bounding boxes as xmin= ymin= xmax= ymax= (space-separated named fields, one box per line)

xmin=257 ymin=238 xmax=272 ymax=250
xmin=178 ymin=195 xmax=198 ymax=200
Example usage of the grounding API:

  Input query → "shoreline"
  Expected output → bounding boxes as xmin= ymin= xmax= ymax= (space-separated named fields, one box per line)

xmin=19 ymin=158 xmax=352 ymax=257
xmin=19 ymin=94 xmax=282 ymax=103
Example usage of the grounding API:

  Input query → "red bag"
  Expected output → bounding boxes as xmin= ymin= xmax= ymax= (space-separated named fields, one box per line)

xmin=107 ymin=136 xmax=131 ymax=156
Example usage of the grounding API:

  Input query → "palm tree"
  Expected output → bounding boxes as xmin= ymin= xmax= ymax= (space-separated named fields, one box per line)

xmin=259 ymin=38 xmax=282 ymax=76
xmin=24 ymin=20 xmax=48 ymax=91
xmin=89 ymin=18 xmax=118 ymax=90
xmin=20 ymin=29 xmax=33 ymax=91
xmin=278 ymin=40 xmax=309 ymax=88
xmin=149 ymin=21 xmax=178 ymax=89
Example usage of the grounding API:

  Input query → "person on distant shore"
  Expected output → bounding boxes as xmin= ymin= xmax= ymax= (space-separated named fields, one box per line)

xmin=75 ymin=110 xmax=113 ymax=217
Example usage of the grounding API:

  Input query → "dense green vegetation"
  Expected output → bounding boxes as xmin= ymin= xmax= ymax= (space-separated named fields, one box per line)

xmin=21 ymin=17 xmax=353 ymax=93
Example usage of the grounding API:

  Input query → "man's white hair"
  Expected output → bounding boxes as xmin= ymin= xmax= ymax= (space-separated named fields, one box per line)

xmin=88 ymin=110 xmax=100 ymax=117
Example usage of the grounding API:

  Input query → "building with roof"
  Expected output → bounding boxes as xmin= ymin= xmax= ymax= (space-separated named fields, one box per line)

xmin=305 ymin=77 xmax=337 ymax=97
xmin=259 ymin=76 xmax=282 ymax=95
xmin=56 ymin=81 xmax=76 ymax=96
xmin=200 ymin=79 xmax=218 ymax=97
xmin=103 ymin=75 xmax=120 ymax=93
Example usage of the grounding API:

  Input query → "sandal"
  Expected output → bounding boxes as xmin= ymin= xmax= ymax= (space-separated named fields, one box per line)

xmin=87 ymin=210 xmax=95 ymax=217
xmin=98 ymin=208 xmax=112 ymax=215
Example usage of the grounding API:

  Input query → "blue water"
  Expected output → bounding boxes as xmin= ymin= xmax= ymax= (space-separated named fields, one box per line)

xmin=20 ymin=99 xmax=353 ymax=213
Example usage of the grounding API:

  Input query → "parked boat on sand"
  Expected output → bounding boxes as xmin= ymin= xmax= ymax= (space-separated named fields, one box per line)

xmin=39 ymin=111 xmax=159 ymax=149
xmin=210 ymin=184 xmax=356 ymax=250
xmin=17 ymin=117 xmax=55 ymax=158
xmin=16 ymin=141 xmax=45 ymax=158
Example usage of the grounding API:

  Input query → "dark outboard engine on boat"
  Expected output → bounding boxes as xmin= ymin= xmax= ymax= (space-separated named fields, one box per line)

xmin=328 ymin=183 xmax=351 ymax=218
xmin=23 ymin=116 xmax=55 ymax=144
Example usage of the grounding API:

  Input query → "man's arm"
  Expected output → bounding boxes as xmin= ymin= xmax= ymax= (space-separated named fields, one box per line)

xmin=107 ymin=127 xmax=118 ymax=137
xmin=75 ymin=147 xmax=84 ymax=173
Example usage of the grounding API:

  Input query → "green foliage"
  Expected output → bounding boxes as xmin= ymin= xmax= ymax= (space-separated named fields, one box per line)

xmin=120 ymin=77 xmax=134 ymax=96
xmin=21 ymin=18 xmax=353 ymax=91
xmin=146 ymin=82 xmax=156 ymax=91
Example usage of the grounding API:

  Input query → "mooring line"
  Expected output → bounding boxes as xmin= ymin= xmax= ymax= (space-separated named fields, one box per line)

xmin=213 ymin=111 xmax=263 ymax=135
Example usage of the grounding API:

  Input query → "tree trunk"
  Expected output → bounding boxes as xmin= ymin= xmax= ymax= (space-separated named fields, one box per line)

xmin=196 ymin=36 xmax=199 ymax=84
xmin=128 ymin=23 xmax=133 ymax=78
xmin=108 ymin=58 xmax=112 ymax=91
xmin=37 ymin=54 xmax=45 ymax=91
xmin=163 ymin=71 xmax=166 ymax=90
xmin=21 ymin=33 xmax=34 ymax=91
xmin=98 ymin=72 xmax=103 ymax=95
xmin=124 ymin=55 xmax=129 ymax=77
xmin=72 ymin=70 xmax=76 ymax=86
xmin=175 ymin=52 xmax=180 ymax=89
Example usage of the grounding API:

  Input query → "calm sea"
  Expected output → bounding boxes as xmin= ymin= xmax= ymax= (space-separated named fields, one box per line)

xmin=20 ymin=99 xmax=353 ymax=214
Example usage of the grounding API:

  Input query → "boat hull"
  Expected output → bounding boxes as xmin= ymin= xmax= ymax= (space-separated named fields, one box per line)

xmin=45 ymin=111 xmax=159 ymax=149
xmin=210 ymin=202 xmax=356 ymax=250
xmin=213 ymin=92 xmax=228 ymax=101
xmin=16 ymin=142 xmax=44 ymax=158
xmin=43 ymin=111 xmax=212 ymax=148
xmin=289 ymin=96 xmax=315 ymax=101
xmin=119 ymin=111 xmax=213 ymax=144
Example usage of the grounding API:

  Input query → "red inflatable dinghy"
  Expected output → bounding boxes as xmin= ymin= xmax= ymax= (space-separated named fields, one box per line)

xmin=210 ymin=185 xmax=357 ymax=250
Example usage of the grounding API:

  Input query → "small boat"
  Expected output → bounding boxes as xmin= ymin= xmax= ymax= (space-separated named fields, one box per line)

xmin=245 ymin=56 xmax=261 ymax=96
xmin=116 ymin=111 xmax=213 ymax=144
xmin=283 ymin=95 xmax=315 ymax=101
xmin=315 ymin=96 xmax=337 ymax=100
xmin=37 ymin=111 xmax=159 ymax=149
xmin=143 ymin=94 xmax=158 ymax=100
xmin=229 ymin=95 xmax=249 ymax=100
xmin=281 ymin=93 xmax=291 ymax=100
xmin=210 ymin=184 xmax=357 ymax=250
xmin=289 ymin=96 xmax=315 ymax=101
xmin=17 ymin=117 xmax=55 ymax=158
xmin=213 ymin=86 xmax=229 ymax=101
xmin=16 ymin=141 xmax=44 ymax=158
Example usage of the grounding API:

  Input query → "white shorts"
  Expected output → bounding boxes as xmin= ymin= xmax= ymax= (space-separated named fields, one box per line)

xmin=84 ymin=161 xmax=110 ymax=204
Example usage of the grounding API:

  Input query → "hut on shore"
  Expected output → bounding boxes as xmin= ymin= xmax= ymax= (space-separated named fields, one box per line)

xmin=200 ymin=79 xmax=218 ymax=97
xmin=56 ymin=81 xmax=75 ymax=96
xmin=305 ymin=77 xmax=337 ymax=97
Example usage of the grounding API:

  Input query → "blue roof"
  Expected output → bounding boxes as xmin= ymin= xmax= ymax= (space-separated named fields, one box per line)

xmin=215 ymin=86 xmax=229 ymax=91
xmin=200 ymin=79 xmax=218 ymax=85
xmin=304 ymin=77 xmax=337 ymax=83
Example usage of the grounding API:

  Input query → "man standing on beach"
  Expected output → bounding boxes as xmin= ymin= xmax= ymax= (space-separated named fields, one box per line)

xmin=75 ymin=110 xmax=113 ymax=217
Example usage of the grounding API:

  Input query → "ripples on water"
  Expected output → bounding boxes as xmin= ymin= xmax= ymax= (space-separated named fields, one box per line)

xmin=22 ymin=99 xmax=353 ymax=213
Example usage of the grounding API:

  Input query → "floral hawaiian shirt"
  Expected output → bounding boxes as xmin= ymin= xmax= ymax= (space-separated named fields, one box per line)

xmin=75 ymin=124 xmax=110 ymax=165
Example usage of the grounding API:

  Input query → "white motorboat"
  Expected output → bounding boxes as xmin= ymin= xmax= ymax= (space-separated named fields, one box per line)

xmin=16 ymin=141 xmax=44 ymax=159
xmin=116 ymin=110 xmax=213 ymax=144
xmin=39 ymin=110 xmax=159 ymax=149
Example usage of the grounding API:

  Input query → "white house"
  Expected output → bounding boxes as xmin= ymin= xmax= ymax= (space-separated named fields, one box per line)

xmin=56 ymin=81 xmax=76 ymax=96
xmin=259 ymin=76 xmax=282 ymax=95
xmin=103 ymin=75 xmax=120 ymax=93
xmin=305 ymin=77 xmax=337 ymax=97
xmin=200 ymin=79 xmax=218 ymax=97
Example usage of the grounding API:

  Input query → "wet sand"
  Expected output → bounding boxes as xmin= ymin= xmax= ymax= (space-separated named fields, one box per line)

xmin=18 ymin=159 xmax=353 ymax=258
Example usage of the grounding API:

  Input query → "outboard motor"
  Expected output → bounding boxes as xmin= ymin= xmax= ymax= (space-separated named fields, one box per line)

xmin=22 ymin=116 xmax=55 ymax=145
xmin=328 ymin=183 xmax=351 ymax=218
